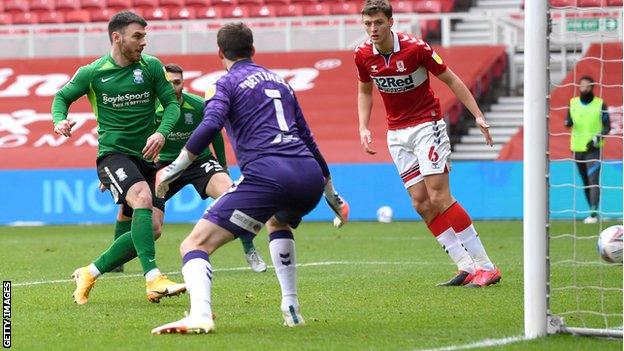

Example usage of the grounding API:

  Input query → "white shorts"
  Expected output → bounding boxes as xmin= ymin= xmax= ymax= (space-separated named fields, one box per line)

xmin=387 ymin=120 xmax=451 ymax=189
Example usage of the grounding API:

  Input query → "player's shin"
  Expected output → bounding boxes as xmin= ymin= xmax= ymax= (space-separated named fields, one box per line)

xmin=443 ymin=202 xmax=495 ymax=271
xmin=130 ymin=208 xmax=160 ymax=276
xmin=181 ymin=250 xmax=214 ymax=319
xmin=268 ymin=231 xmax=303 ymax=326
xmin=428 ymin=214 xmax=475 ymax=274
xmin=93 ymin=231 xmax=137 ymax=273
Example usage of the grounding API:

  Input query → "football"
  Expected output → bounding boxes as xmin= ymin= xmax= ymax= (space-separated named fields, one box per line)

xmin=597 ymin=225 xmax=623 ymax=264
xmin=376 ymin=206 xmax=393 ymax=223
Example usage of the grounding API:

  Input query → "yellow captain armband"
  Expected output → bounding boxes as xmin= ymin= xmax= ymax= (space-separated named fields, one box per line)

xmin=205 ymin=84 xmax=217 ymax=100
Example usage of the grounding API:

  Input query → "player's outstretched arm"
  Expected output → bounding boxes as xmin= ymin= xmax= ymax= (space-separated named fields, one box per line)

xmin=436 ymin=68 xmax=493 ymax=146
xmin=358 ymin=81 xmax=376 ymax=154
xmin=155 ymin=147 xmax=198 ymax=198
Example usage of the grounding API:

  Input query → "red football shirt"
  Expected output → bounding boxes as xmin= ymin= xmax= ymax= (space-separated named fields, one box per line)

xmin=354 ymin=31 xmax=448 ymax=130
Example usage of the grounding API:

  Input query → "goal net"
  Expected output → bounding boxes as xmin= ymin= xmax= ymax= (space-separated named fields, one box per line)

xmin=546 ymin=1 xmax=623 ymax=338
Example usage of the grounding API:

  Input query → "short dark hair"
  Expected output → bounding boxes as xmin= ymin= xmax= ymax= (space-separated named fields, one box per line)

xmin=361 ymin=0 xmax=393 ymax=18
xmin=164 ymin=63 xmax=184 ymax=77
xmin=217 ymin=22 xmax=254 ymax=61
xmin=579 ymin=75 xmax=594 ymax=84
xmin=108 ymin=11 xmax=147 ymax=43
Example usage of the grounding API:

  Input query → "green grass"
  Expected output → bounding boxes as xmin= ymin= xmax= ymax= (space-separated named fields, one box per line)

xmin=0 ymin=221 xmax=621 ymax=350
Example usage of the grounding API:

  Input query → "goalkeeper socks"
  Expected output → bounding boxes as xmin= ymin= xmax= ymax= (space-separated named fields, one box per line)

xmin=93 ymin=231 xmax=137 ymax=274
xmin=444 ymin=202 xmax=495 ymax=271
xmin=428 ymin=214 xmax=475 ymax=273
xmin=269 ymin=231 xmax=298 ymax=310
xmin=182 ymin=250 xmax=213 ymax=319
xmin=240 ymin=236 xmax=255 ymax=255
xmin=114 ymin=220 xmax=132 ymax=240
xmin=131 ymin=208 xmax=158 ymax=274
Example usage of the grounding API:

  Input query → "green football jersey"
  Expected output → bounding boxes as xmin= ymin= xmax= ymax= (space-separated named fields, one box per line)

xmin=51 ymin=54 xmax=180 ymax=158
xmin=155 ymin=91 xmax=227 ymax=165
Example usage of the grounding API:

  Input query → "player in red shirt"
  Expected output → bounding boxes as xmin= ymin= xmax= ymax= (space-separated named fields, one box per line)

xmin=355 ymin=0 xmax=501 ymax=287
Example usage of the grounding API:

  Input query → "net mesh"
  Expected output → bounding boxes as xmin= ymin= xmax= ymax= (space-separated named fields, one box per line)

xmin=547 ymin=2 xmax=623 ymax=334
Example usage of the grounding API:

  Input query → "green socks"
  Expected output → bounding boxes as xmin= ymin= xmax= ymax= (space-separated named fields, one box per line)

xmin=240 ymin=236 xmax=255 ymax=254
xmin=93 ymin=231 xmax=137 ymax=273
xmin=114 ymin=220 xmax=132 ymax=240
xmin=131 ymin=208 xmax=157 ymax=274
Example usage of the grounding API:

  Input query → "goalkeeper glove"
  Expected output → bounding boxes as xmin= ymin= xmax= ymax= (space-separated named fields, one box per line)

xmin=586 ymin=135 xmax=601 ymax=151
xmin=323 ymin=179 xmax=350 ymax=228
xmin=155 ymin=151 xmax=193 ymax=198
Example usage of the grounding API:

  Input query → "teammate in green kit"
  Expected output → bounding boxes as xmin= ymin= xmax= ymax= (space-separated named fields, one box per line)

xmin=51 ymin=11 xmax=186 ymax=304
xmin=110 ymin=63 xmax=268 ymax=274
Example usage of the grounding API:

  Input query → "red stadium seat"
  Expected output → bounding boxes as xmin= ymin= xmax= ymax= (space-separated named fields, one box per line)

xmin=169 ymin=6 xmax=196 ymax=18
xmin=413 ymin=0 xmax=442 ymax=13
xmin=290 ymin=0 xmax=315 ymax=4
xmin=143 ymin=7 xmax=170 ymax=19
xmin=30 ymin=0 xmax=55 ymax=13
xmin=249 ymin=5 xmax=276 ymax=17
xmin=107 ymin=0 xmax=132 ymax=11
xmin=4 ymin=0 xmax=29 ymax=13
xmin=81 ymin=0 xmax=106 ymax=9
xmin=160 ymin=0 xmax=185 ymax=6
xmin=132 ymin=0 xmax=159 ymax=9
xmin=578 ymin=0 xmax=607 ymax=6
xmin=238 ymin=0 xmax=263 ymax=5
xmin=184 ymin=0 xmax=210 ymax=8
xmin=12 ymin=12 xmax=39 ymax=24
xmin=64 ymin=9 xmax=91 ymax=22
xmin=0 ymin=13 xmax=12 ymax=25
xmin=90 ymin=8 xmax=116 ymax=21
xmin=196 ymin=6 xmax=223 ymax=18
xmin=549 ymin=0 xmax=576 ymax=6
xmin=264 ymin=0 xmax=290 ymax=5
xmin=607 ymin=0 xmax=622 ymax=5
xmin=330 ymin=2 xmax=358 ymax=14
xmin=39 ymin=11 xmax=65 ymax=23
xmin=211 ymin=0 xmax=237 ymax=6
xmin=275 ymin=3 xmax=302 ymax=16
xmin=437 ymin=0 xmax=455 ymax=12
xmin=222 ymin=5 xmax=249 ymax=17
xmin=392 ymin=1 xmax=413 ymax=13
xmin=303 ymin=3 xmax=330 ymax=15
xmin=55 ymin=0 xmax=80 ymax=10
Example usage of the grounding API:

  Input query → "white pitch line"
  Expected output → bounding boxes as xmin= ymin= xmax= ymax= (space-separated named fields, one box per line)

xmin=416 ymin=335 xmax=527 ymax=351
xmin=11 ymin=260 xmax=440 ymax=287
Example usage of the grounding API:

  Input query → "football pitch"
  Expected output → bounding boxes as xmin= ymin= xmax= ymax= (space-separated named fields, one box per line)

xmin=1 ymin=221 xmax=621 ymax=350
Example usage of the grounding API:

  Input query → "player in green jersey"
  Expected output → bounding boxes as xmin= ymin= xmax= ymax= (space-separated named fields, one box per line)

xmin=51 ymin=11 xmax=185 ymax=305
xmin=110 ymin=63 xmax=268 ymax=273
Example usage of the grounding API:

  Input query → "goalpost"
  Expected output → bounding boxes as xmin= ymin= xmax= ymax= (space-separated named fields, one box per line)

xmin=524 ymin=0 xmax=623 ymax=340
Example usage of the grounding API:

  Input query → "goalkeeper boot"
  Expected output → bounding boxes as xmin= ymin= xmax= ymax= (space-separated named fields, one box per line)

xmin=146 ymin=274 xmax=186 ymax=303
xmin=245 ymin=248 xmax=268 ymax=273
xmin=437 ymin=270 xmax=475 ymax=286
xmin=465 ymin=267 xmax=501 ymax=288
xmin=282 ymin=304 xmax=305 ymax=327
xmin=71 ymin=267 xmax=96 ymax=305
xmin=152 ymin=313 xmax=215 ymax=334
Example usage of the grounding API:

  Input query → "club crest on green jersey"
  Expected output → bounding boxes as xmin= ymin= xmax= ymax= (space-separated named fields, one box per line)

xmin=133 ymin=69 xmax=144 ymax=84
xmin=184 ymin=112 xmax=193 ymax=125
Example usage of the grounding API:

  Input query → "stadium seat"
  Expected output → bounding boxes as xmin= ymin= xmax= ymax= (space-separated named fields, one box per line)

xmin=39 ymin=11 xmax=65 ymax=23
xmin=55 ymin=0 xmax=80 ymax=11
xmin=437 ymin=0 xmax=456 ymax=12
xmin=290 ymin=0 xmax=316 ymax=4
xmin=392 ymin=1 xmax=413 ymax=13
xmin=143 ymin=7 xmax=170 ymax=19
xmin=238 ymin=0 xmax=263 ymax=5
xmin=12 ymin=12 xmax=39 ymax=24
xmin=196 ymin=6 xmax=223 ymax=18
xmin=4 ymin=0 xmax=29 ymax=13
xmin=578 ymin=0 xmax=608 ymax=5
xmin=607 ymin=0 xmax=622 ymax=5
xmin=81 ymin=0 xmax=106 ymax=9
xmin=329 ymin=2 xmax=358 ymax=14
xmin=90 ymin=8 xmax=116 ymax=22
xmin=413 ymin=0 xmax=442 ymax=13
xmin=169 ymin=6 xmax=196 ymax=19
xmin=221 ymin=5 xmax=249 ymax=17
xmin=184 ymin=0 xmax=210 ymax=8
xmin=0 ymin=13 xmax=12 ymax=25
xmin=64 ymin=9 xmax=91 ymax=22
xmin=132 ymin=0 xmax=159 ymax=9
xmin=549 ymin=0 xmax=576 ymax=6
xmin=303 ymin=3 xmax=330 ymax=15
xmin=107 ymin=0 xmax=132 ymax=11
xmin=159 ymin=0 xmax=185 ymax=6
xmin=30 ymin=0 xmax=56 ymax=13
xmin=264 ymin=0 xmax=290 ymax=5
xmin=275 ymin=3 xmax=303 ymax=15
xmin=249 ymin=5 xmax=276 ymax=17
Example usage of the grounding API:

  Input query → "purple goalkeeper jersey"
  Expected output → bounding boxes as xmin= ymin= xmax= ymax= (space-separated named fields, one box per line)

xmin=186 ymin=59 xmax=328 ymax=175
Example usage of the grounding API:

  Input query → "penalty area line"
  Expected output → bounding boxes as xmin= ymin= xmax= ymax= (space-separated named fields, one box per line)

xmin=11 ymin=260 xmax=441 ymax=287
xmin=417 ymin=335 xmax=527 ymax=351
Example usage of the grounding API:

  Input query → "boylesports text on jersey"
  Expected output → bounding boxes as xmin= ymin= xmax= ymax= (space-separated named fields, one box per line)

xmin=102 ymin=91 xmax=151 ymax=108
xmin=371 ymin=66 xmax=427 ymax=94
